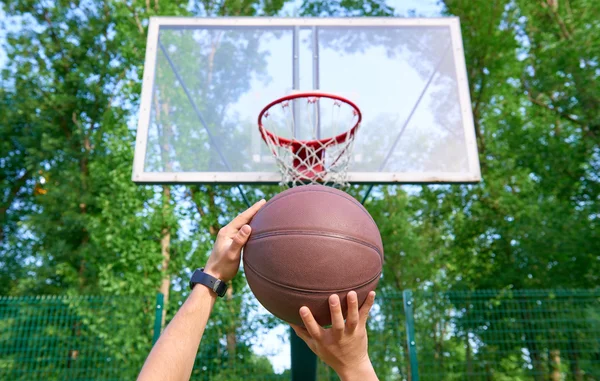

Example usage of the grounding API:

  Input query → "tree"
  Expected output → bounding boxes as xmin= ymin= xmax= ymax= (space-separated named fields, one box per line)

xmin=0 ymin=0 xmax=286 ymax=377
xmin=2 ymin=0 xmax=598 ymax=378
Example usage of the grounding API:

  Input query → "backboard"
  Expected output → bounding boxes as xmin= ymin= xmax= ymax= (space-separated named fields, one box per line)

xmin=133 ymin=17 xmax=481 ymax=184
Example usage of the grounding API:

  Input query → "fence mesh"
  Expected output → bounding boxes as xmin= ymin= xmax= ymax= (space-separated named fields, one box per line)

xmin=408 ymin=289 xmax=600 ymax=381
xmin=0 ymin=290 xmax=598 ymax=380
xmin=186 ymin=297 xmax=286 ymax=380
xmin=0 ymin=295 xmax=157 ymax=381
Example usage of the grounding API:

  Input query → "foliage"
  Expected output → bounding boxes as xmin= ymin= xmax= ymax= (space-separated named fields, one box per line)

xmin=0 ymin=0 xmax=288 ymax=378
xmin=0 ymin=295 xmax=157 ymax=380
xmin=2 ymin=291 xmax=597 ymax=380
xmin=409 ymin=289 xmax=600 ymax=381
xmin=1 ymin=0 xmax=598 ymax=378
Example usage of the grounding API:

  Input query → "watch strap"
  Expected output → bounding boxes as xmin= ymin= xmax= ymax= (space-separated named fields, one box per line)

xmin=189 ymin=268 xmax=227 ymax=297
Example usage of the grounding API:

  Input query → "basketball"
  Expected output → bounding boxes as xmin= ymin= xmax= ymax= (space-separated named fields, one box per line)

xmin=243 ymin=184 xmax=384 ymax=326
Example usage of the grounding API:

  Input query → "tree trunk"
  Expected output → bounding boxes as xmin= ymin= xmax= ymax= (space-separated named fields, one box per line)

xmin=466 ymin=330 xmax=473 ymax=377
xmin=522 ymin=308 xmax=545 ymax=381
xmin=225 ymin=285 xmax=236 ymax=364
xmin=159 ymin=185 xmax=171 ymax=326
xmin=550 ymin=349 xmax=561 ymax=381
xmin=433 ymin=313 xmax=445 ymax=376
xmin=568 ymin=334 xmax=583 ymax=381
xmin=532 ymin=343 xmax=545 ymax=380
xmin=436 ymin=315 xmax=445 ymax=371
xmin=155 ymin=75 xmax=173 ymax=326
xmin=78 ymin=140 xmax=90 ymax=291
xmin=0 ymin=172 xmax=29 ymax=245
xmin=486 ymin=361 xmax=493 ymax=381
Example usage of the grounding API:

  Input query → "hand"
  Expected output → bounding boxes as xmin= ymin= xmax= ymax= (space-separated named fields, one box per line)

xmin=204 ymin=199 xmax=266 ymax=282
xmin=291 ymin=291 xmax=378 ymax=381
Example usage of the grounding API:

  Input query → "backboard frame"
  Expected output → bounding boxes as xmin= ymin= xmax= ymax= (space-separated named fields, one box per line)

xmin=132 ymin=17 xmax=481 ymax=185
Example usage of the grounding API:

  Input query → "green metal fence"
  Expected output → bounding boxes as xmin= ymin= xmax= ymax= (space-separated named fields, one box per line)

xmin=0 ymin=294 xmax=158 ymax=380
xmin=186 ymin=297 xmax=287 ymax=380
xmin=402 ymin=289 xmax=600 ymax=381
xmin=1 ymin=290 xmax=598 ymax=380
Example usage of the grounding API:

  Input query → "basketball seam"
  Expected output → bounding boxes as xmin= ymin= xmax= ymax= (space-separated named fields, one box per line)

xmin=255 ymin=187 xmax=377 ymax=226
xmin=244 ymin=260 xmax=381 ymax=294
xmin=249 ymin=230 xmax=383 ymax=259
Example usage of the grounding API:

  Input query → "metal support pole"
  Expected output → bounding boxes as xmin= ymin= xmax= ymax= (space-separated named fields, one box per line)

xmin=403 ymin=290 xmax=419 ymax=381
xmin=312 ymin=26 xmax=321 ymax=139
xmin=152 ymin=293 xmax=164 ymax=345
xmin=292 ymin=26 xmax=300 ymax=138
xmin=289 ymin=27 xmax=317 ymax=380
xmin=291 ymin=327 xmax=317 ymax=381
xmin=361 ymin=184 xmax=376 ymax=205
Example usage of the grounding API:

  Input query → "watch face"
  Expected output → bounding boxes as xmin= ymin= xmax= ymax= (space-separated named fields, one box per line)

xmin=215 ymin=280 xmax=227 ymax=297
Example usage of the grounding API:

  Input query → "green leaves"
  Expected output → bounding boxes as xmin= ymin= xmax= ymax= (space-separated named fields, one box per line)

xmin=1 ymin=0 xmax=598 ymax=378
xmin=300 ymin=0 xmax=394 ymax=17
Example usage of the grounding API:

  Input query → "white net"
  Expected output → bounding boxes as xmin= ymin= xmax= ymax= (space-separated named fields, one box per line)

xmin=259 ymin=93 xmax=361 ymax=187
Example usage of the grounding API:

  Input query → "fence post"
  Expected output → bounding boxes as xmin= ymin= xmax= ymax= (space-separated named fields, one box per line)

xmin=403 ymin=290 xmax=419 ymax=381
xmin=153 ymin=293 xmax=164 ymax=345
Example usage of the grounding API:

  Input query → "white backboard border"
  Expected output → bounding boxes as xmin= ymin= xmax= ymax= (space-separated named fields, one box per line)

xmin=132 ymin=17 xmax=481 ymax=185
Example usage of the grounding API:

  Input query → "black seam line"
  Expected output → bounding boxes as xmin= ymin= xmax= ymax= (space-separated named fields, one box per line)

xmin=244 ymin=260 xmax=382 ymax=294
xmin=254 ymin=188 xmax=377 ymax=226
xmin=249 ymin=230 xmax=383 ymax=259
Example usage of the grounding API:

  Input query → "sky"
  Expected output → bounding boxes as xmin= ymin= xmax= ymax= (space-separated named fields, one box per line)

xmin=0 ymin=6 xmax=7 ymax=68
xmin=383 ymin=0 xmax=443 ymax=16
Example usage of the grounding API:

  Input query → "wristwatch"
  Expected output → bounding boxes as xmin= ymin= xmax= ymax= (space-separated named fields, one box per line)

xmin=189 ymin=268 xmax=228 ymax=297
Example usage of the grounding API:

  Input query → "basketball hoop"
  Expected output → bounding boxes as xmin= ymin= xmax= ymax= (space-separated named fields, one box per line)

xmin=258 ymin=92 xmax=362 ymax=187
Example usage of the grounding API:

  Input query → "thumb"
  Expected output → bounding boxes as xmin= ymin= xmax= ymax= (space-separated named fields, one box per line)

xmin=229 ymin=224 xmax=252 ymax=252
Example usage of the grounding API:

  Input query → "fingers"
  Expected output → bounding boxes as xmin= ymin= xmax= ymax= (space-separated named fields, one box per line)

xmin=299 ymin=306 xmax=322 ymax=340
xmin=228 ymin=199 xmax=266 ymax=230
xmin=359 ymin=291 xmax=376 ymax=326
xmin=229 ymin=224 xmax=251 ymax=253
xmin=346 ymin=291 xmax=359 ymax=333
xmin=329 ymin=294 xmax=344 ymax=338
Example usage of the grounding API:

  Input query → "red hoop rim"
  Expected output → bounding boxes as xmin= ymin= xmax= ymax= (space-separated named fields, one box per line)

xmin=257 ymin=91 xmax=362 ymax=148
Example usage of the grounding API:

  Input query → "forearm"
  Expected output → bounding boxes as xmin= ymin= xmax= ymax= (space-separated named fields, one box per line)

xmin=336 ymin=358 xmax=379 ymax=381
xmin=138 ymin=286 xmax=216 ymax=381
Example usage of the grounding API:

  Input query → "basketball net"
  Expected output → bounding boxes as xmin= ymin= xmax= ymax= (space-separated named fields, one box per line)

xmin=258 ymin=92 xmax=362 ymax=188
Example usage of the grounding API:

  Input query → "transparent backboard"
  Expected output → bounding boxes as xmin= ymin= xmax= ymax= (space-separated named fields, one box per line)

xmin=133 ymin=18 xmax=481 ymax=184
